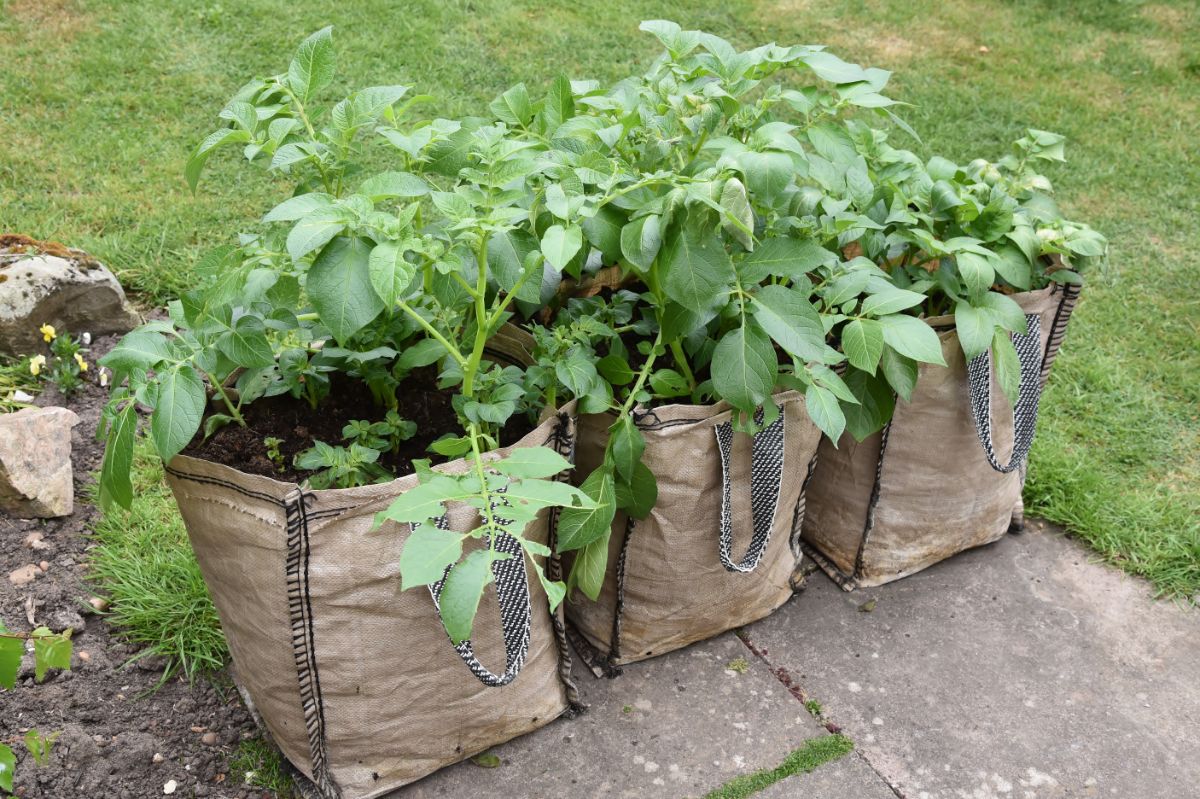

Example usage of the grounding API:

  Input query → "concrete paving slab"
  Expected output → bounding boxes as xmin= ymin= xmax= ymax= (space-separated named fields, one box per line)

xmin=757 ymin=750 xmax=898 ymax=798
xmin=391 ymin=632 xmax=849 ymax=798
xmin=744 ymin=524 xmax=1200 ymax=799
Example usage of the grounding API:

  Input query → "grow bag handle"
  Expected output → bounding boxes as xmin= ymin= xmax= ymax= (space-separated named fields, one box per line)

xmin=967 ymin=313 xmax=1045 ymax=474
xmin=714 ymin=408 xmax=786 ymax=573
xmin=425 ymin=493 xmax=533 ymax=688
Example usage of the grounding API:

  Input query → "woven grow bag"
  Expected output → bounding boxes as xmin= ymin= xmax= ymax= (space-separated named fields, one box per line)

xmin=565 ymin=391 xmax=822 ymax=670
xmin=165 ymin=404 xmax=582 ymax=799
xmin=801 ymin=283 xmax=1081 ymax=589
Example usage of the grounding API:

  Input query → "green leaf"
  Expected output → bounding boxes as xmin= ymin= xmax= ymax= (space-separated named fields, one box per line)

xmin=287 ymin=26 xmax=336 ymax=103
xmin=992 ymin=330 xmax=1021 ymax=407
xmin=536 ymin=567 xmax=567 ymax=613
xmin=99 ymin=403 xmax=137 ymax=511
xmin=803 ymin=50 xmax=872 ymax=84
xmin=307 ymin=237 xmax=385 ymax=344
xmin=359 ymin=171 xmax=429 ymax=200
xmin=581 ymin=205 xmax=624 ymax=264
xmin=185 ymin=128 xmax=250 ymax=192
xmin=557 ymin=467 xmax=616 ymax=552
xmin=879 ymin=346 xmax=918 ymax=402
xmin=368 ymin=241 xmax=417 ymax=306
xmin=719 ymin=177 xmax=754 ymax=250
xmin=806 ymin=383 xmax=846 ymax=442
xmin=151 ymin=364 xmax=206 ymax=463
xmin=930 ymin=180 xmax=963 ymax=213
xmin=217 ymin=316 xmax=274 ymax=369
xmin=841 ymin=318 xmax=884 ymax=373
xmin=597 ymin=354 xmax=635 ymax=386
xmin=554 ymin=347 xmax=600 ymax=397
xmin=286 ymin=212 xmax=346 ymax=262
xmin=620 ymin=215 xmax=662 ymax=272
xmin=978 ymin=292 xmax=1028 ymax=334
xmin=662 ymin=227 xmax=734 ymax=314
xmin=490 ymin=83 xmax=534 ymax=127
xmin=879 ymin=314 xmax=946 ymax=366
xmin=614 ymin=460 xmax=657 ymax=519
xmin=0 ymin=742 xmax=13 ymax=793
xmin=841 ymin=369 xmax=896 ymax=442
xmin=100 ymin=331 xmax=173 ymax=378
xmin=492 ymin=447 xmax=573 ymax=479
xmin=263 ymin=193 xmax=336 ymax=223
xmin=736 ymin=150 xmax=793 ymax=202
xmin=379 ymin=474 xmax=474 ymax=524
xmin=739 ymin=237 xmax=835 ymax=283
xmin=860 ymin=288 xmax=925 ymax=317
xmin=32 ymin=628 xmax=71 ymax=682
xmin=570 ymin=533 xmax=610 ymax=601
xmin=544 ymin=74 xmax=575 ymax=130
xmin=0 ymin=623 xmax=21 ymax=691
xmin=712 ymin=320 xmax=776 ymax=414
xmin=489 ymin=229 xmax=541 ymax=302
xmin=956 ymin=251 xmax=995 ymax=297
xmin=540 ymin=224 xmax=583 ymax=272
xmin=610 ymin=415 xmax=644 ymax=482
xmin=991 ymin=244 xmax=1033 ymax=290
xmin=399 ymin=526 xmax=467 ymax=590
xmin=750 ymin=285 xmax=827 ymax=362
xmin=471 ymin=752 xmax=502 ymax=769
xmin=439 ymin=550 xmax=508 ymax=645
xmin=954 ymin=302 xmax=994 ymax=360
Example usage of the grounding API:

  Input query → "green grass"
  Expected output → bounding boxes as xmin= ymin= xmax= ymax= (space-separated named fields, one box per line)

xmin=704 ymin=734 xmax=854 ymax=799
xmin=0 ymin=357 xmax=37 ymax=412
xmin=229 ymin=737 xmax=296 ymax=798
xmin=2 ymin=0 xmax=1196 ymax=598
xmin=86 ymin=439 xmax=228 ymax=680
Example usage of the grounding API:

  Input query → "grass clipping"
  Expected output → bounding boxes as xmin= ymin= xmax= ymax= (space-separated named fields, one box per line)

xmin=704 ymin=734 xmax=853 ymax=799
xmin=88 ymin=437 xmax=227 ymax=680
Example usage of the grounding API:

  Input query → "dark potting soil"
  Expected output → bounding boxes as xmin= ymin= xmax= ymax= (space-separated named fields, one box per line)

xmin=185 ymin=366 xmax=536 ymax=483
xmin=0 ymin=334 xmax=264 ymax=799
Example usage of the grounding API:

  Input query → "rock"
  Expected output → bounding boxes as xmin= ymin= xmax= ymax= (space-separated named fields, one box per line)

xmin=0 ymin=406 xmax=80 ymax=517
xmin=48 ymin=608 xmax=85 ymax=633
xmin=22 ymin=531 xmax=49 ymax=550
xmin=153 ymin=753 xmax=165 ymax=764
xmin=9 ymin=564 xmax=39 ymax=586
xmin=38 ymin=560 xmax=49 ymax=572
xmin=162 ymin=780 xmax=178 ymax=795
xmin=0 ymin=242 xmax=140 ymax=355
xmin=87 ymin=596 xmax=110 ymax=612
xmin=200 ymin=732 xmax=219 ymax=746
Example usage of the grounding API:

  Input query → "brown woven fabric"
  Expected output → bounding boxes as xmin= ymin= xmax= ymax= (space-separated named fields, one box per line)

xmin=166 ymin=405 xmax=578 ymax=799
xmin=565 ymin=392 xmax=821 ymax=666
xmin=801 ymin=285 xmax=1079 ymax=589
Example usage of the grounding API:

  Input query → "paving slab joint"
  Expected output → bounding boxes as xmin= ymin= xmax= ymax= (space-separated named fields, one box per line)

xmin=735 ymin=628 xmax=907 ymax=799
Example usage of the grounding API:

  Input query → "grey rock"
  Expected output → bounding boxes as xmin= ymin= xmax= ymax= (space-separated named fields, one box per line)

xmin=0 ymin=405 xmax=80 ymax=517
xmin=0 ymin=249 xmax=139 ymax=355
xmin=48 ymin=608 xmax=86 ymax=634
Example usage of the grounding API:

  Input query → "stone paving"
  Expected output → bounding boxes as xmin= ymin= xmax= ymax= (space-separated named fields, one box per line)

xmin=390 ymin=524 xmax=1199 ymax=798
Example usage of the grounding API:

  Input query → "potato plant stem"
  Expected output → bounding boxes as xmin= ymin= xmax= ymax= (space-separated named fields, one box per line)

xmin=395 ymin=301 xmax=467 ymax=366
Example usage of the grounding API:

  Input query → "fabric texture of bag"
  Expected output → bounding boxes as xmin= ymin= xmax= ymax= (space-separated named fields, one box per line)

xmin=165 ymin=404 xmax=582 ymax=799
xmin=565 ymin=391 xmax=822 ymax=670
xmin=801 ymin=283 xmax=1081 ymax=589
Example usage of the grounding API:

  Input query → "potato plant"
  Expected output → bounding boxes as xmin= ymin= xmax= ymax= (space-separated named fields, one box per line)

xmin=0 ymin=621 xmax=72 ymax=794
xmin=97 ymin=28 xmax=595 ymax=645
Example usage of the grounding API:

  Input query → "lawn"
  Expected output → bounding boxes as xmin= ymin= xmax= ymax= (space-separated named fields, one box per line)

xmin=1 ymin=0 xmax=1197 ymax=598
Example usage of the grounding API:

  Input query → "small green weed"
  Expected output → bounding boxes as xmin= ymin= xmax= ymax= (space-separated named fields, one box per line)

xmin=229 ymin=737 xmax=295 ymax=797
xmin=704 ymin=734 xmax=854 ymax=799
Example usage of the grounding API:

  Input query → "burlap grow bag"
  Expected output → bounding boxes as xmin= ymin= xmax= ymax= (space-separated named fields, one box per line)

xmin=801 ymin=283 xmax=1081 ymax=589
xmin=566 ymin=391 xmax=822 ymax=669
xmin=165 ymin=405 xmax=582 ymax=799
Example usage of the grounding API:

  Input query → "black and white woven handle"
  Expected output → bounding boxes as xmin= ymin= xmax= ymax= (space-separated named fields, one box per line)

xmin=713 ymin=410 xmax=786 ymax=573
xmin=966 ymin=313 xmax=1044 ymax=474
xmin=423 ymin=494 xmax=532 ymax=688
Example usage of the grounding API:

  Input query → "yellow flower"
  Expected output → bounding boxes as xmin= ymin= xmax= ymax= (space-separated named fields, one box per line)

xmin=29 ymin=355 xmax=46 ymax=376
xmin=74 ymin=352 xmax=88 ymax=372
xmin=39 ymin=323 xmax=56 ymax=343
